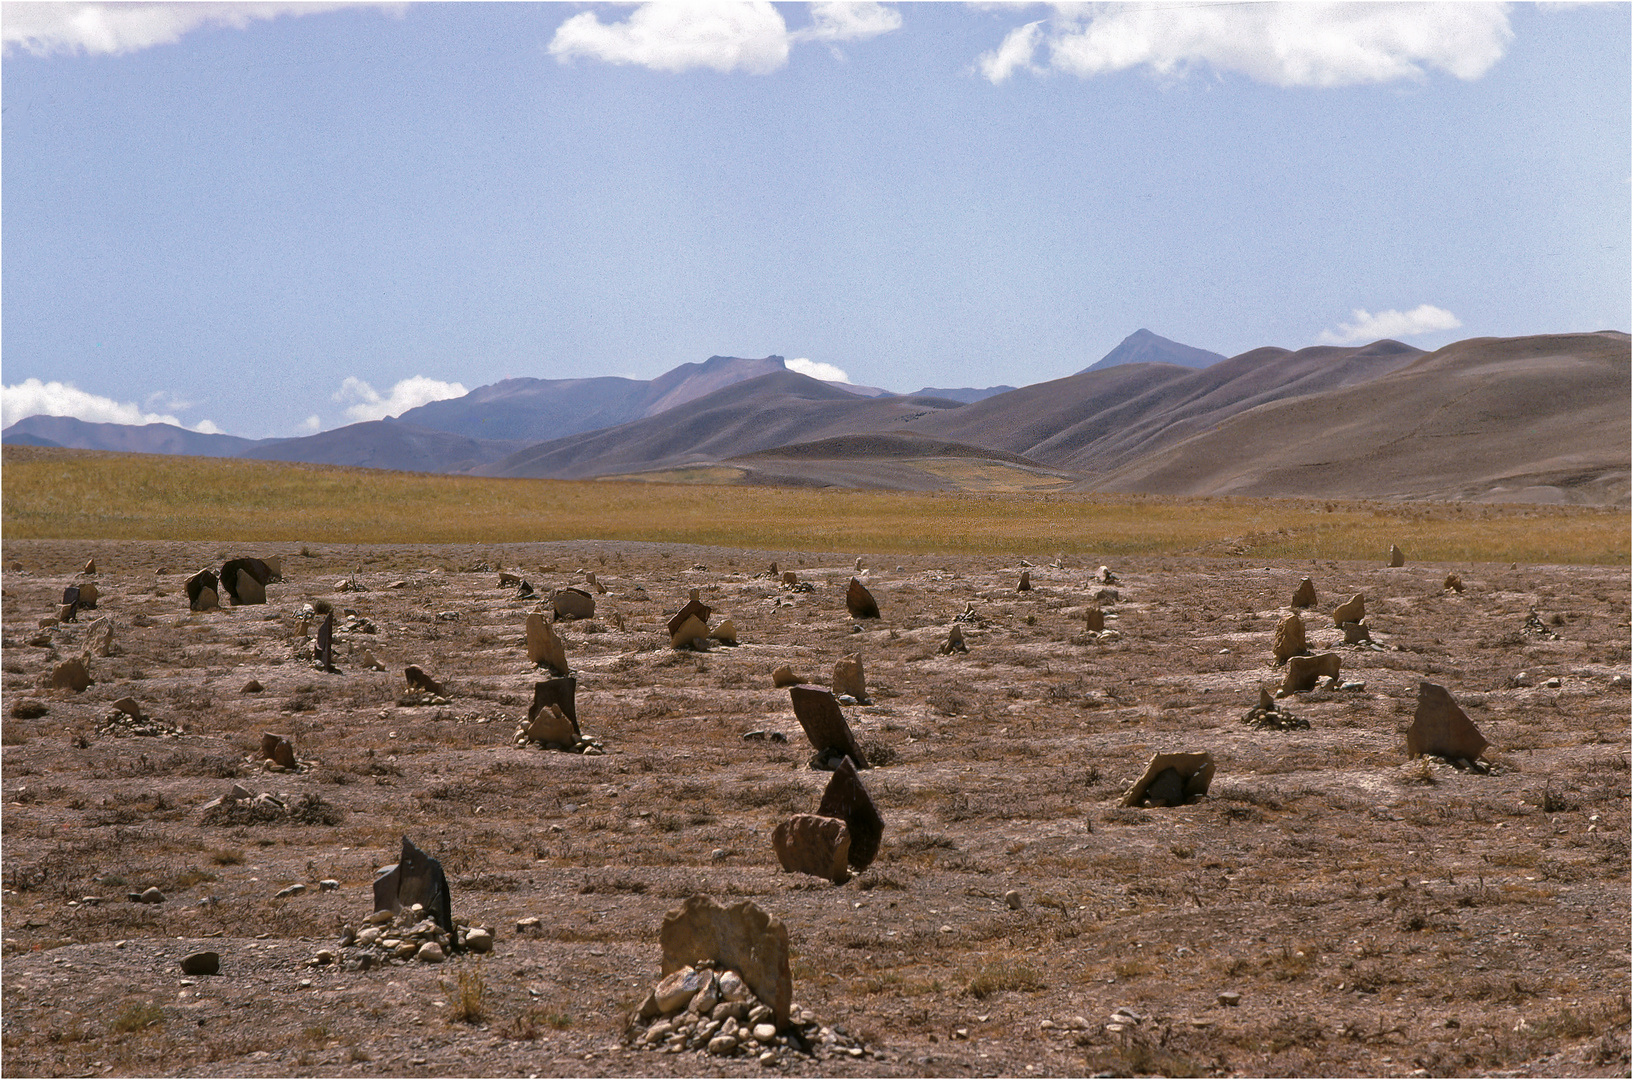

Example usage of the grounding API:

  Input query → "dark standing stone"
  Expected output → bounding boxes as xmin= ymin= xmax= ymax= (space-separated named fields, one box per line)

xmin=316 ymin=612 xmax=336 ymax=672
xmin=393 ymin=836 xmax=456 ymax=944
xmin=845 ymin=578 xmax=879 ymax=619
xmin=1142 ymin=767 xmax=1186 ymax=807
xmin=667 ymin=598 xmax=713 ymax=639
xmin=1017 ymin=570 xmax=1031 ymax=592
xmin=219 ymin=558 xmax=272 ymax=603
xmin=260 ymin=732 xmax=297 ymax=769
xmin=789 ymin=685 xmax=868 ymax=770
xmin=816 ymin=757 xmax=884 ymax=870
xmin=62 ymin=585 xmax=81 ymax=608
xmin=1290 ymin=577 xmax=1318 ymax=609
xmin=529 ymin=677 xmax=579 ymax=737
xmin=185 ymin=569 xmax=220 ymax=611
xmin=404 ymin=665 xmax=445 ymax=696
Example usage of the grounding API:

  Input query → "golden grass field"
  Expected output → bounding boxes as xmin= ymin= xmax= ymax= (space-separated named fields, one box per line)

xmin=3 ymin=447 xmax=1627 ymax=565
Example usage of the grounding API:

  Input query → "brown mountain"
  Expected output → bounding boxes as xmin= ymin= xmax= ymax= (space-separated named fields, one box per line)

xmin=238 ymin=421 xmax=523 ymax=474
xmin=1085 ymin=332 xmax=1631 ymax=504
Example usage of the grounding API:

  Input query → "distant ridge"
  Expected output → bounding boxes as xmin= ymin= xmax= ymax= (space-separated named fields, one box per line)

xmin=1078 ymin=329 xmax=1226 ymax=374
xmin=902 ymin=385 xmax=1016 ymax=404
xmin=0 ymin=415 xmax=266 ymax=457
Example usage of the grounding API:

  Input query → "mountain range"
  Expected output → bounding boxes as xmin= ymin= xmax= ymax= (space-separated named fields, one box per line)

xmin=6 ymin=330 xmax=1627 ymax=504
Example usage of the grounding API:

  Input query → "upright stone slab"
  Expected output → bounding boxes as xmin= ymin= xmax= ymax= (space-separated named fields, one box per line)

xmin=1407 ymin=681 xmax=1490 ymax=763
xmin=831 ymin=653 xmax=868 ymax=703
xmin=1279 ymin=652 xmax=1341 ymax=695
xmin=667 ymin=598 xmax=713 ymax=640
xmin=1332 ymin=593 xmax=1365 ymax=627
xmin=1388 ymin=544 xmax=1406 ymax=567
xmin=235 ymin=569 xmax=267 ymax=605
xmin=48 ymin=658 xmax=92 ymax=693
xmin=526 ymin=612 xmax=569 ymax=676
xmin=1017 ymin=570 xmax=1031 ymax=592
xmin=220 ymin=558 xmax=271 ymax=604
xmin=552 ymin=587 xmax=596 ymax=620
xmin=315 ymin=612 xmax=336 ymax=672
xmin=660 ymin=895 xmax=792 ymax=1027
xmin=372 ymin=863 xmax=402 ymax=914
xmin=816 ymin=757 xmax=884 ymax=870
xmin=261 ymin=733 xmax=297 ymax=768
xmin=1290 ymin=577 xmax=1318 ymax=609
xmin=528 ymin=677 xmax=579 ymax=735
xmin=1121 ymin=752 xmax=1215 ymax=808
xmin=185 ymin=570 xmax=220 ymax=611
xmin=772 ymin=814 xmax=851 ymax=884
xmin=845 ymin=578 xmax=879 ymax=619
xmin=789 ymin=685 xmax=868 ymax=769
xmin=85 ymin=616 xmax=114 ymax=658
xmin=670 ymin=614 xmax=709 ymax=649
xmin=76 ymin=582 xmax=99 ymax=608
xmin=393 ymin=836 xmax=455 ymax=941
xmin=1272 ymin=613 xmax=1308 ymax=664
xmin=1084 ymin=606 xmax=1105 ymax=633
xmin=62 ymin=585 xmax=81 ymax=610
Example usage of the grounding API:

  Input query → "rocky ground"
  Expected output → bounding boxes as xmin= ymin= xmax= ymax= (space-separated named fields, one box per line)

xmin=1 ymin=538 xmax=1628 ymax=1078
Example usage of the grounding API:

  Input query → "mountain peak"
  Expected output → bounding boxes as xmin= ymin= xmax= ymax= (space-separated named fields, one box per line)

xmin=1078 ymin=330 xmax=1226 ymax=374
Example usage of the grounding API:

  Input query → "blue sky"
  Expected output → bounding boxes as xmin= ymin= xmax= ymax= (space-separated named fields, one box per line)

xmin=3 ymin=1 xmax=1628 ymax=439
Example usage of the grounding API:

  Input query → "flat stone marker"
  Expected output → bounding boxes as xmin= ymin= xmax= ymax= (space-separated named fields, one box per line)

xmin=376 ymin=836 xmax=455 ymax=941
xmin=1389 ymin=544 xmax=1405 ymax=567
xmin=1121 ymin=752 xmax=1215 ymax=808
xmin=1407 ymin=681 xmax=1490 ymax=763
xmin=660 ymin=895 xmax=792 ymax=1027
xmin=1290 ymin=577 xmax=1317 ymax=609
xmin=772 ymin=814 xmax=852 ymax=884
xmin=185 ymin=569 xmax=220 ymax=611
xmin=670 ymin=614 xmax=709 ymax=649
xmin=526 ymin=612 xmax=569 ymax=676
xmin=788 ymin=685 xmax=868 ymax=769
xmin=85 ymin=616 xmax=114 ymax=657
xmin=831 ymin=653 xmax=868 ymax=703
xmin=315 ymin=612 xmax=336 ymax=672
xmin=552 ymin=587 xmax=596 ymax=620
xmin=845 ymin=578 xmax=879 ymax=619
xmin=816 ymin=757 xmax=884 ymax=870
xmin=1085 ymin=606 xmax=1105 ymax=633
xmin=180 ymin=951 xmax=220 ymax=976
xmin=1332 ymin=593 xmax=1365 ymax=627
xmin=528 ymin=677 xmax=579 ymax=735
xmin=48 ymin=658 xmax=92 ymax=693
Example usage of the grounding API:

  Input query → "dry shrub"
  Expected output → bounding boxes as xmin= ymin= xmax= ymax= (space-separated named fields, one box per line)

xmin=967 ymin=960 xmax=1045 ymax=999
xmin=445 ymin=964 xmax=486 ymax=1024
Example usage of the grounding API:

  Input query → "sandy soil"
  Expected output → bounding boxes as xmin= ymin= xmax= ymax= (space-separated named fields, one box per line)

xmin=2 ymin=539 xmax=1628 ymax=1077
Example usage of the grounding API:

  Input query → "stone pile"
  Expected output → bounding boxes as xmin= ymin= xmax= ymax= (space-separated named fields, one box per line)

xmin=199 ymin=782 xmax=288 ymax=816
xmin=1522 ymin=609 xmax=1560 ymax=640
xmin=95 ymin=698 xmax=183 ymax=738
xmin=1241 ymin=688 xmax=1310 ymax=731
xmin=336 ymin=903 xmax=494 ymax=967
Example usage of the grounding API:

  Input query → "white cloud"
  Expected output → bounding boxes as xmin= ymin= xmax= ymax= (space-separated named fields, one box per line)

xmin=0 ymin=2 xmax=373 ymax=58
xmin=980 ymin=3 xmax=1513 ymax=87
xmin=549 ymin=1 xmax=900 ymax=74
xmin=301 ymin=414 xmax=323 ymax=433
xmin=1 ymin=377 xmax=222 ymax=432
xmin=786 ymin=357 xmax=852 ymax=383
xmin=1317 ymin=304 xmax=1463 ymax=345
xmin=333 ymin=375 xmax=468 ymax=423
xmin=793 ymin=2 xmax=902 ymax=44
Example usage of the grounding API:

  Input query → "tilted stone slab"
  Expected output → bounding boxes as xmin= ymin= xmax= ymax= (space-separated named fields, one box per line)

xmin=185 ymin=570 xmax=220 ymax=611
xmin=1407 ymin=681 xmax=1490 ymax=763
xmin=1121 ymin=752 xmax=1215 ymax=808
xmin=1290 ymin=577 xmax=1318 ymax=609
xmin=845 ymin=578 xmax=879 ymax=619
xmin=404 ymin=665 xmax=445 ymax=696
xmin=391 ymin=836 xmax=455 ymax=941
xmin=772 ymin=814 xmax=852 ymax=884
xmin=526 ymin=612 xmax=569 ymax=676
xmin=816 ymin=756 xmax=884 ymax=870
xmin=528 ymin=677 xmax=578 ymax=733
xmin=1332 ymin=593 xmax=1365 ymax=627
xmin=667 ymin=598 xmax=712 ymax=639
xmin=660 ymin=895 xmax=792 ymax=1027
xmin=788 ymin=685 xmax=868 ymax=769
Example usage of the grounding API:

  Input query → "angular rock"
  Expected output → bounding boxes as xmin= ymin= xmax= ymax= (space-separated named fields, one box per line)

xmin=789 ymin=685 xmax=867 ymax=769
xmin=1017 ymin=570 xmax=1031 ymax=592
xmin=219 ymin=558 xmax=272 ymax=604
xmin=522 ymin=703 xmax=576 ymax=747
xmin=185 ymin=569 xmax=221 ymax=611
xmin=1332 ymin=593 xmax=1365 ymax=627
xmin=528 ymin=677 xmax=578 ymax=734
xmin=772 ymin=814 xmax=852 ymax=884
xmin=654 ymin=966 xmax=711 ymax=1013
xmin=235 ymin=568 xmax=267 ymax=606
xmin=76 ymin=582 xmax=99 ymax=609
xmin=1407 ymin=681 xmax=1490 ymax=763
xmin=85 ymin=616 xmax=114 ymax=658
xmin=375 ymin=837 xmax=455 ymax=942
xmin=667 ymin=598 xmax=713 ymax=640
xmin=180 ymin=951 xmax=219 ymax=976
xmin=47 ymin=658 xmax=92 ymax=693
xmin=261 ymin=733 xmax=297 ymax=769
xmin=1290 ymin=577 xmax=1317 ymax=609
xmin=709 ymin=619 xmax=738 ymax=645
xmin=831 ymin=653 xmax=868 ymax=704
xmin=62 ymin=585 xmax=81 ymax=611
xmin=404 ymin=665 xmax=445 ymax=696
xmin=816 ymin=757 xmax=884 ymax=870
xmin=1278 ymin=652 xmax=1342 ymax=696
xmin=112 ymin=696 xmax=143 ymax=719
xmin=1084 ymin=606 xmax=1105 ymax=633
xmin=1121 ymin=752 xmax=1215 ymax=807
xmin=1093 ymin=587 xmax=1120 ymax=604
xmin=781 ymin=571 xmax=798 ymax=586
xmin=552 ymin=587 xmax=596 ymax=620
xmin=939 ymin=625 xmax=967 ymax=654
xmin=57 ymin=603 xmax=78 ymax=623
xmin=1095 ymin=566 xmax=1118 ymax=584
xmin=660 ymin=896 xmax=792 ymax=1027
xmin=1272 ymin=612 xmax=1308 ymax=664
xmin=315 ymin=612 xmax=336 ymax=672
xmin=138 ymin=886 xmax=165 ymax=904
xmin=83 ymin=558 xmax=97 ymax=575
xmin=241 ymin=679 xmax=264 ymax=694
xmin=526 ymin=612 xmax=569 ymax=676
xmin=1389 ymin=544 xmax=1405 ymax=567
xmin=845 ymin=578 xmax=879 ymax=619
xmin=1444 ymin=573 xmax=1464 ymax=593
xmin=771 ymin=665 xmax=799 ymax=688
xmin=670 ymin=614 xmax=709 ymax=650
xmin=359 ymin=650 xmax=385 ymax=671
xmin=1341 ymin=619 xmax=1373 ymax=644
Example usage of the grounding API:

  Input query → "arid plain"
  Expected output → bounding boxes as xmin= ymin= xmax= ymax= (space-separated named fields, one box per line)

xmin=3 ymin=514 xmax=1629 ymax=1079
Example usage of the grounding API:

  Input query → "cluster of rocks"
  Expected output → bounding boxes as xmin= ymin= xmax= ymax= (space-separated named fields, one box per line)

xmin=335 ymin=903 xmax=492 ymax=968
xmin=1241 ymin=689 xmax=1310 ymax=731
xmin=259 ymin=732 xmax=308 ymax=772
xmin=186 ymin=556 xmax=279 ymax=611
xmin=199 ymin=782 xmax=294 ymax=819
xmin=95 ymin=697 xmax=183 ymax=738
xmin=772 ymin=757 xmax=883 ymax=884
xmin=631 ymin=974 xmax=871 ymax=1063
xmin=668 ymin=591 xmax=737 ymax=650
xmin=1522 ymin=608 xmax=1561 ymax=639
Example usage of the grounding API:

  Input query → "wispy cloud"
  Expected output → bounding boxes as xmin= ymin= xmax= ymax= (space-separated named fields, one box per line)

xmin=1317 ymin=304 xmax=1463 ymax=345
xmin=1 ymin=2 xmax=376 ymax=58
xmin=2 ymin=377 xmax=222 ymax=431
xmin=979 ymin=3 xmax=1513 ymax=87
xmin=548 ymin=1 xmax=900 ymax=74
xmin=786 ymin=357 xmax=852 ymax=383
xmin=333 ymin=375 xmax=468 ymax=423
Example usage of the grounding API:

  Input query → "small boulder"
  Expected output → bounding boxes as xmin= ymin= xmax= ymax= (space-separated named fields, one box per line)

xmin=112 ymin=697 xmax=143 ymax=719
xmin=654 ymin=966 xmax=711 ymax=1013
xmin=47 ymin=658 xmax=92 ymax=693
xmin=771 ymin=814 xmax=852 ymax=884
xmin=404 ymin=665 xmax=446 ymax=696
xmin=552 ymin=587 xmax=596 ymax=620
xmin=260 ymin=733 xmax=297 ymax=769
xmin=670 ymin=614 xmax=709 ymax=650
xmin=781 ymin=570 xmax=798 ymax=586
xmin=83 ymin=558 xmax=97 ymax=575
xmin=1290 ymin=577 xmax=1317 ymax=609
xmin=845 ymin=578 xmax=879 ymax=619
xmin=831 ymin=653 xmax=868 ymax=704
xmin=1278 ymin=652 xmax=1342 ymax=696
xmin=241 ymin=680 xmax=264 ymax=694
xmin=1340 ymin=619 xmax=1373 ymax=644
xmin=464 ymin=928 xmax=493 ymax=954
xmin=185 ymin=569 xmax=220 ymax=612
xmin=180 ymin=951 xmax=219 ymax=976
xmin=417 ymin=941 xmax=445 ymax=963
xmin=1271 ymin=612 xmax=1308 ymax=665
xmin=789 ymin=685 xmax=868 ymax=770
xmin=76 ymin=582 xmax=99 ymax=609
xmin=770 ymin=664 xmax=799 ymax=688
xmin=85 ymin=616 xmax=114 ymax=658
xmin=1332 ymin=593 xmax=1365 ymax=627
xmin=1388 ymin=544 xmax=1405 ymax=567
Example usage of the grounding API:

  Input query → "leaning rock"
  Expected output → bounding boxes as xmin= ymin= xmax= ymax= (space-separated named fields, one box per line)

xmin=789 ymin=686 xmax=867 ymax=770
xmin=831 ymin=653 xmax=868 ymax=704
xmin=261 ymin=732 xmax=297 ymax=769
xmin=709 ymin=619 xmax=738 ymax=645
xmin=1278 ymin=652 xmax=1342 ymax=696
xmin=845 ymin=578 xmax=879 ymax=619
xmin=112 ymin=696 xmax=143 ymax=719
xmin=417 ymin=941 xmax=445 ymax=963
xmin=552 ymin=587 xmax=596 ymax=620
xmin=939 ymin=625 xmax=967 ymax=654
xmin=1121 ymin=752 xmax=1215 ymax=807
xmin=1290 ymin=577 xmax=1317 ymax=608
xmin=660 ymin=896 xmax=792 ymax=1027
xmin=404 ymin=665 xmax=446 ymax=696
xmin=771 ymin=664 xmax=799 ymax=688
xmin=817 ymin=757 xmax=884 ymax=870
xmin=526 ymin=612 xmax=569 ymax=676
xmin=772 ymin=814 xmax=852 ymax=884
xmin=667 ymin=597 xmax=713 ymax=639
xmin=1332 ymin=593 xmax=1365 ymax=627
xmin=1406 ymin=681 xmax=1490 ymax=764
xmin=83 ymin=558 xmax=97 ymax=575
xmin=180 ymin=951 xmax=219 ymax=976
xmin=1388 ymin=544 xmax=1405 ymax=568
xmin=1017 ymin=570 xmax=1031 ymax=592
xmin=47 ymin=658 xmax=92 ymax=693
xmin=1271 ymin=612 xmax=1308 ymax=664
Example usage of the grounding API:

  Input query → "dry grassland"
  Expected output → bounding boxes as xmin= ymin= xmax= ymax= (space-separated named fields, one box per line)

xmin=2 ymin=446 xmax=1628 ymax=564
